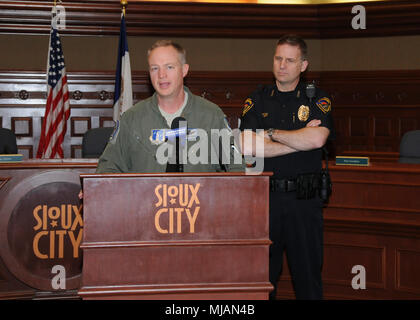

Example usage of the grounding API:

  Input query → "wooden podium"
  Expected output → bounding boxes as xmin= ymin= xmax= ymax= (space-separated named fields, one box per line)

xmin=78 ymin=172 xmax=272 ymax=299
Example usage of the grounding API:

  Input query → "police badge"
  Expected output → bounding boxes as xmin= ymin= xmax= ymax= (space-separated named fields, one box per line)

xmin=297 ymin=105 xmax=310 ymax=122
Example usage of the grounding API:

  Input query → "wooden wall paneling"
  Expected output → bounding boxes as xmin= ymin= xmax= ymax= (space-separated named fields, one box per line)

xmin=16 ymin=145 xmax=33 ymax=159
xmin=0 ymin=71 xmax=118 ymax=158
xmin=331 ymin=115 xmax=349 ymax=154
xmin=319 ymin=70 xmax=420 ymax=157
xmin=0 ymin=1 xmax=320 ymax=38
xmin=373 ymin=114 xmax=397 ymax=152
xmin=350 ymin=115 xmax=369 ymax=138
xmin=99 ymin=116 xmax=114 ymax=128
xmin=1 ymin=70 xmax=420 ymax=159
xmin=323 ymin=241 xmax=386 ymax=288
xmin=322 ymin=232 xmax=388 ymax=299
xmin=399 ymin=117 xmax=418 ymax=137
xmin=275 ymin=162 xmax=420 ymax=299
xmin=396 ymin=249 xmax=420 ymax=295
xmin=319 ymin=71 xmax=420 ymax=107
xmin=185 ymin=71 xmax=274 ymax=108
xmin=318 ymin=0 xmax=420 ymax=38
xmin=70 ymin=116 xmax=91 ymax=137
xmin=1 ymin=1 xmax=419 ymax=38
xmin=71 ymin=145 xmax=82 ymax=159
xmin=325 ymin=163 xmax=420 ymax=299
xmin=11 ymin=116 xmax=32 ymax=137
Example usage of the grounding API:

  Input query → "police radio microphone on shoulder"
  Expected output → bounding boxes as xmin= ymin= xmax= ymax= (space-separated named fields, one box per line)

xmin=306 ymin=82 xmax=316 ymax=102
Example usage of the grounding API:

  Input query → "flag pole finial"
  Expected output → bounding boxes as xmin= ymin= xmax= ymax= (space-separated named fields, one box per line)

xmin=121 ymin=0 xmax=128 ymax=16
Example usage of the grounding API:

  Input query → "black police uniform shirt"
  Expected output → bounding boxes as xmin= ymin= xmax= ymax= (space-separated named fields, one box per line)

xmin=240 ymin=81 xmax=335 ymax=179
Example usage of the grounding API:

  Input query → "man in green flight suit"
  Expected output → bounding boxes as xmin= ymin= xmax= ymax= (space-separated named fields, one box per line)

xmin=96 ymin=40 xmax=244 ymax=173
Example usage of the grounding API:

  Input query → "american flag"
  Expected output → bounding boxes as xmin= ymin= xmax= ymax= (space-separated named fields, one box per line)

xmin=36 ymin=11 xmax=70 ymax=159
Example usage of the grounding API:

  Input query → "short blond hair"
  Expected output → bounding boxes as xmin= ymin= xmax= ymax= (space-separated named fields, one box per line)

xmin=147 ymin=40 xmax=187 ymax=65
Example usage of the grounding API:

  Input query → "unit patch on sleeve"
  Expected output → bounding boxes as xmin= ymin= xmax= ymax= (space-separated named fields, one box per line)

xmin=316 ymin=97 xmax=331 ymax=114
xmin=242 ymin=98 xmax=254 ymax=117
xmin=109 ymin=120 xmax=120 ymax=144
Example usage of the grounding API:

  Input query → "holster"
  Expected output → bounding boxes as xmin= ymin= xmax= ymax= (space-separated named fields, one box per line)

xmin=295 ymin=170 xmax=332 ymax=202
xmin=270 ymin=150 xmax=333 ymax=202
xmin=318 ymin=168 xmax=332 ymax=203
xmin=296 ymin=173 xmax=319 ymax=200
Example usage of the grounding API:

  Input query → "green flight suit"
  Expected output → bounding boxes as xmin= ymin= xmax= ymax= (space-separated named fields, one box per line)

xmin=96 ymin=87 xmax=245 ymax=173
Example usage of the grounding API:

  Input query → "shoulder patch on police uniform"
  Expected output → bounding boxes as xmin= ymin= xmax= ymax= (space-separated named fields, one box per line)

xmin=242 ymin=98 xmax=254 ymax=117
xmin=316 ymin=97 xmax=331 ymax=114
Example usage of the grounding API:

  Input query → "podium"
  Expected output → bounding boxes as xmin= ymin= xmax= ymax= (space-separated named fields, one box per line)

xmin=78 ymin=172 xmax=272 ymax=299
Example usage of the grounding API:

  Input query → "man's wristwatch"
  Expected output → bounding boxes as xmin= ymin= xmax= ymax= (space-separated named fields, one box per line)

xmin=267 ymin=128 xmax=275 ymax=141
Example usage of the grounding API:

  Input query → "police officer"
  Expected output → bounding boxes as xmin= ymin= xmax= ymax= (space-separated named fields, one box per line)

xmin=240 ymin=35 xmax=334 ymax=299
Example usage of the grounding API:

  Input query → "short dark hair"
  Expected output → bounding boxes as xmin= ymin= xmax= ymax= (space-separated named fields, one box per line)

xmin=148 ymin=40 xmax=187 ymax=64
xmin=276 ymin=34 xmax=308 ymax=61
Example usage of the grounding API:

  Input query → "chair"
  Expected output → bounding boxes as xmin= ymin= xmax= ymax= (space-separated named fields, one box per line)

xmin=0 ymin=128 xmax=18 ymax=154
xmin=399 ymin=130 xmax=420 ymax=164
xmin=82 ymin=127 xmax=114 ymax=158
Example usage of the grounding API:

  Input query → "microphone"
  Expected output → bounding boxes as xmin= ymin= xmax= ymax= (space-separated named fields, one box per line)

xmin=306 ymin=81 xmax=316 ymax=103
xmin=166 ymin=116 xmax=187 ymax=172
xmin=211 ymin=132 xmax=228 ymax=172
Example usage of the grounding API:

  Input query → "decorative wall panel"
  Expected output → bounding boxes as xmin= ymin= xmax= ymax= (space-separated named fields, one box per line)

xmin=1 ymin=70 xmax=420 ymax=160
xmin=0 ymin=1 xmax=419 ymax=38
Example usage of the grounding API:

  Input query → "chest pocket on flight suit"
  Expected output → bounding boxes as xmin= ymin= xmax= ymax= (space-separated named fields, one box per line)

xmin=131 ymin=127 xmax=160 ymax=158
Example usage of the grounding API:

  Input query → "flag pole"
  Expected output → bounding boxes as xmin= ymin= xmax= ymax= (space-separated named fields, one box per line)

xmin=112 ymin=0 xmax=133 ymax=123
xmin=121 ymin=0 xmax=127 ymax=16
xmin=37 ymin=0 xmax=70 ymax=158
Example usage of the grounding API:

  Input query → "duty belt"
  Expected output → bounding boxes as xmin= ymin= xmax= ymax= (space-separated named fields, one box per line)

xmin=270 ymin=178 xmax=297 ymax=192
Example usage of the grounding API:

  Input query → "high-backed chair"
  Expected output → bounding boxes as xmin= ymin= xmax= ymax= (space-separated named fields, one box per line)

xmin=0 ymin=128 xmax=18 ymax=154
xmin=82 ymin=127 xmax=114 ymax=158
xmin=399 ymin=130 xmax=420 ymax=164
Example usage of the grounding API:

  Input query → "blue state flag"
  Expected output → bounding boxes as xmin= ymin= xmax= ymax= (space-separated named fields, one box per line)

xmin=113 ymin=13 xmax=133 ymax=122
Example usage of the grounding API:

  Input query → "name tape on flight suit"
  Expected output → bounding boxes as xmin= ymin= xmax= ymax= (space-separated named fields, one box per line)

xmin=150 ymin=128 xmax=198 ymax=145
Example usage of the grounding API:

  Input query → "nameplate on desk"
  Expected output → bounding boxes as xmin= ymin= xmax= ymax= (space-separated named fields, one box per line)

xmin=336 ymin=156 xmax=370 ymax=166
xmin=0 ymin=154 xmax=23 ymax=163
